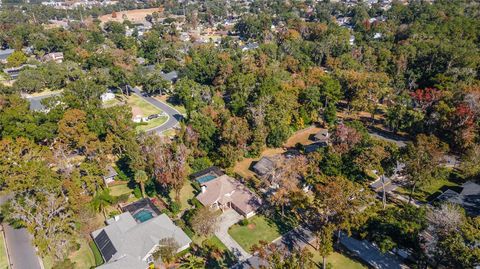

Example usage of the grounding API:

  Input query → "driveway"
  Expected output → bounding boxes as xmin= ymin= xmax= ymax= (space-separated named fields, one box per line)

xmin=215 ymin=210 xmax=252 ymax=261
xmin=129 ymin=86 xmax=183 ymax=134
xmin=0 ymin=196 xmax=42 ymax=269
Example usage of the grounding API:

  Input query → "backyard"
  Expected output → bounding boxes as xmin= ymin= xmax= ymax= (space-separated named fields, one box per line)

xmin=169 ymin=181 xmax=196 ymax=211
xmin=228 ymin=215 xmax=283 ymax=253
xmin=396 ymin=170 xmax=461 ymax=202
xmin=233 ymin=126 xmax=322 ymax=179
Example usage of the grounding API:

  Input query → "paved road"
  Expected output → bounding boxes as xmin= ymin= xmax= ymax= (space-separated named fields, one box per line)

xmin=129 ymin=86 xmax=183 ymax=134
xmin=215 ymin=210 xmax=252 ymax=261
xmin=339 ymin=232 xmax=407 ymax=269
xmin=0 ymin=196 xmax=42 ymax=269
xmin=232 ymin=225 xmax=315 ymax=269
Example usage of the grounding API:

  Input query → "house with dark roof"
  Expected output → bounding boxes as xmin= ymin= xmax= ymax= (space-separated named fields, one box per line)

xmin=196 ymin=175 xmax=262 ymax=218
xmin=434 ymin=181 xmax=480 ymax=216
xmin=313 ymin=129 xmax=330 ymax=143
xmin=0 ymin=48 xmax=14 ymax=64
xmin=91 ymin=212 xmax=191 ymax=269
xmin=103 ymin=166 xmax=118 ymax=185
xmin=252 ymin=156 xmax=277 ymax=177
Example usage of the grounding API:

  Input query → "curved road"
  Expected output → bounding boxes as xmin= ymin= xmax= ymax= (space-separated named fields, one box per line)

xmin=129 ymin=86 xmax=183 ymax=134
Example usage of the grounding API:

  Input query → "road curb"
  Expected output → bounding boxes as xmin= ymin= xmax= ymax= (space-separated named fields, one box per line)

xmin=1 ymin=225 xmax=12 ymax=269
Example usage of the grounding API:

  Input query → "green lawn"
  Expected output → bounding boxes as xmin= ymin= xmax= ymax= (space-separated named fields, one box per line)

xmin=127 ymin=94 xmax=162 ymax=116
xmin=310 ymin=247 xmax=366 ymax=269
xmin=228 ymin=215 xmax=282 ymax=253
xmin=109 ymin=183 xmax=133 ymax=197
xmin=0 ymin=233 xmax=8 ymax=269
xmin=397 ymin=175 xmax=460 ymax=202
xmin=136 ymin=116 xmax=168 ymax=132
xmin=169 ymin=181 xmax=195 ymax=210
xmin=70 ymin=239 xmax=95 ymax=269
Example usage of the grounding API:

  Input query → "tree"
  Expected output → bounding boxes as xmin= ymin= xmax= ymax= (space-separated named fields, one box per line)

xmin=401 ymin=134 xmax=448 ymax=203
xmin=179 ymin=255 xmax=205 ymax=269
xmin=316 ymin=224 xmax=334 ymax=269
xmin=142 ymin=136 xmax=189 ymax=202
xmin=134 ymin=170 xmax=148 ymax=198
xmin=421 ymin=204 xmax=480 ymax=268
xmin=190 ymin=207 xmax=219 ymax=236
xmin=9 ymin=190 xmax=75 ymax=261
xmin=6 ymin=50 xmax=27 ymax=67
xmin=57 ymin=109 xmax=100 ymax=157
xmin=90 ymin=189 xmax=114 ymax=219
xmin=152 ymin=237 xmax=179 ymax=265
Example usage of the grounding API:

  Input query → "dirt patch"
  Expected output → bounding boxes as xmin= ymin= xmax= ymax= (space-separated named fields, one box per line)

xmin=247 ymin=223 xmax=256 ymax=230
xmin=99 ymin=8 xmax=161 ymax=24
xmin=131 ymin=106 xmax=143 ymax=118
xmin=283 ymin=126 xmax=322 ymax=148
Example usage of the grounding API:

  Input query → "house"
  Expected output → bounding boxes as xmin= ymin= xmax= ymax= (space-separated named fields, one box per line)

xmin=0 ymin=49 xmax=14 ymax=64
xmin=241 ymin=42 xmax=259 ymax=51
xmin=252 ymin=156 xmax=277 ymax=177
xmin=434 ymin=181 xmax=480 ymax=216
xmin=196 ymin=175 xmax=262 ymax=218
xmin=3 ymin=64 xmax=36 ymax=80
xmin=101 ymin=92 xmax=116 ymax=102
xmin=369 ymin=175 xmax=398 ymax=193
xmin=42 ymin=52 xmax=64 ymax=63
xmin=313 ymin=129 xmax=329 ymax=143
xmin=160 ymin=71 xmax=179 ymax=84
xmin=103 ymin=166 xmax=118 ymax=185
xmin=92 ymin=212 xmax=191 ymax=269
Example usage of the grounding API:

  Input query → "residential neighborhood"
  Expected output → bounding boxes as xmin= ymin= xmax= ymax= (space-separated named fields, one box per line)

xmin=0 ymin=1 xmax=479 ymax=269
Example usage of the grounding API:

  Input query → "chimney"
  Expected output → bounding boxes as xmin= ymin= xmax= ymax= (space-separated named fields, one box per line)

xmin=201 ymin=185 xmax=206 ymax=193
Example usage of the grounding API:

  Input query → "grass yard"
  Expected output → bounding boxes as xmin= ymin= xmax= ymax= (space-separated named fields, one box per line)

xmin=126 ymin=94 xmax=162 ymax=117
xmin=309 ymin=247 xmax=366 ymax=269
xmin=169 ymin=181 xmax=196 ymax=211
xmin=109 ymin=183 xmax=133 ymax=197
xmin=89 ymin=240 xmax=104 ymax=267
xmin=155 ymin=95 xmax=187 ymax=115
xmin=396 ymin=175 xmax=460 ymax=202
xmin=228 ymin=215 xmax=282 ymax=253
xmin=136 ymin=116 xmax=168 ymax=132
xmin=70 ymin=239 xmax=95 ymax=269
xmin=0 ymin=232 xmax=8 ymax=269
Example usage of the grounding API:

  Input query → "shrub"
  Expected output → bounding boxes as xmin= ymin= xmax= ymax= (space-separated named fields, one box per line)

xmin=169 ymin=201 xmax=181 ymax=214
xmin=133 ymin=186 xmax=142 ymax=198
xmin=239 ymin=219 xmax=249 ymax=226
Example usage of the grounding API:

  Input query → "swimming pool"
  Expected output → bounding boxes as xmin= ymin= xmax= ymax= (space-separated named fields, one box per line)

xmin=133 ymin=209 xmax=154 ymax=223
xmin=196 ymin=174 xmax=217 ymax=184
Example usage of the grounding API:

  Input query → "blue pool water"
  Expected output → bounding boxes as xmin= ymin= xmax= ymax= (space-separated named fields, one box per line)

xmin=133 ymin=210 xmax=154 ymax=223
xmin=196 ymin=174 xmax=217 ymax=184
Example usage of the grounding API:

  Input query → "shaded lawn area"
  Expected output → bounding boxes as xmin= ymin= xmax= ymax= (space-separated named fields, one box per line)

xmin=0 ymin=232 xmax=8 ymax=269
xmin=155 ymin=95 xmax=187 ymax=115
xmin=396 ymin=175 xmax=460 ymax=202
xmin=70 ymin=239 xmax=96 ymax=269
xmin=136 ymin=116 xmax=167 ymax=132
xmin=309 ymin=246 xmax=367 ymax=269
xmin=169 ymin=181 xmax=196 ymax=211
xmin=228 ymin=215 xmax=283 ymax=253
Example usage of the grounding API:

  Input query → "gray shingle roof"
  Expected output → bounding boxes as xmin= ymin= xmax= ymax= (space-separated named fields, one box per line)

xmin=92 ymin=212 xmax=192 ymax=269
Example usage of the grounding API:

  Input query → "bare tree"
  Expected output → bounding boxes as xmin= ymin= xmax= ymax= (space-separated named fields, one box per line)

xmin=190 ymin=207 xmax=219 ymax=236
